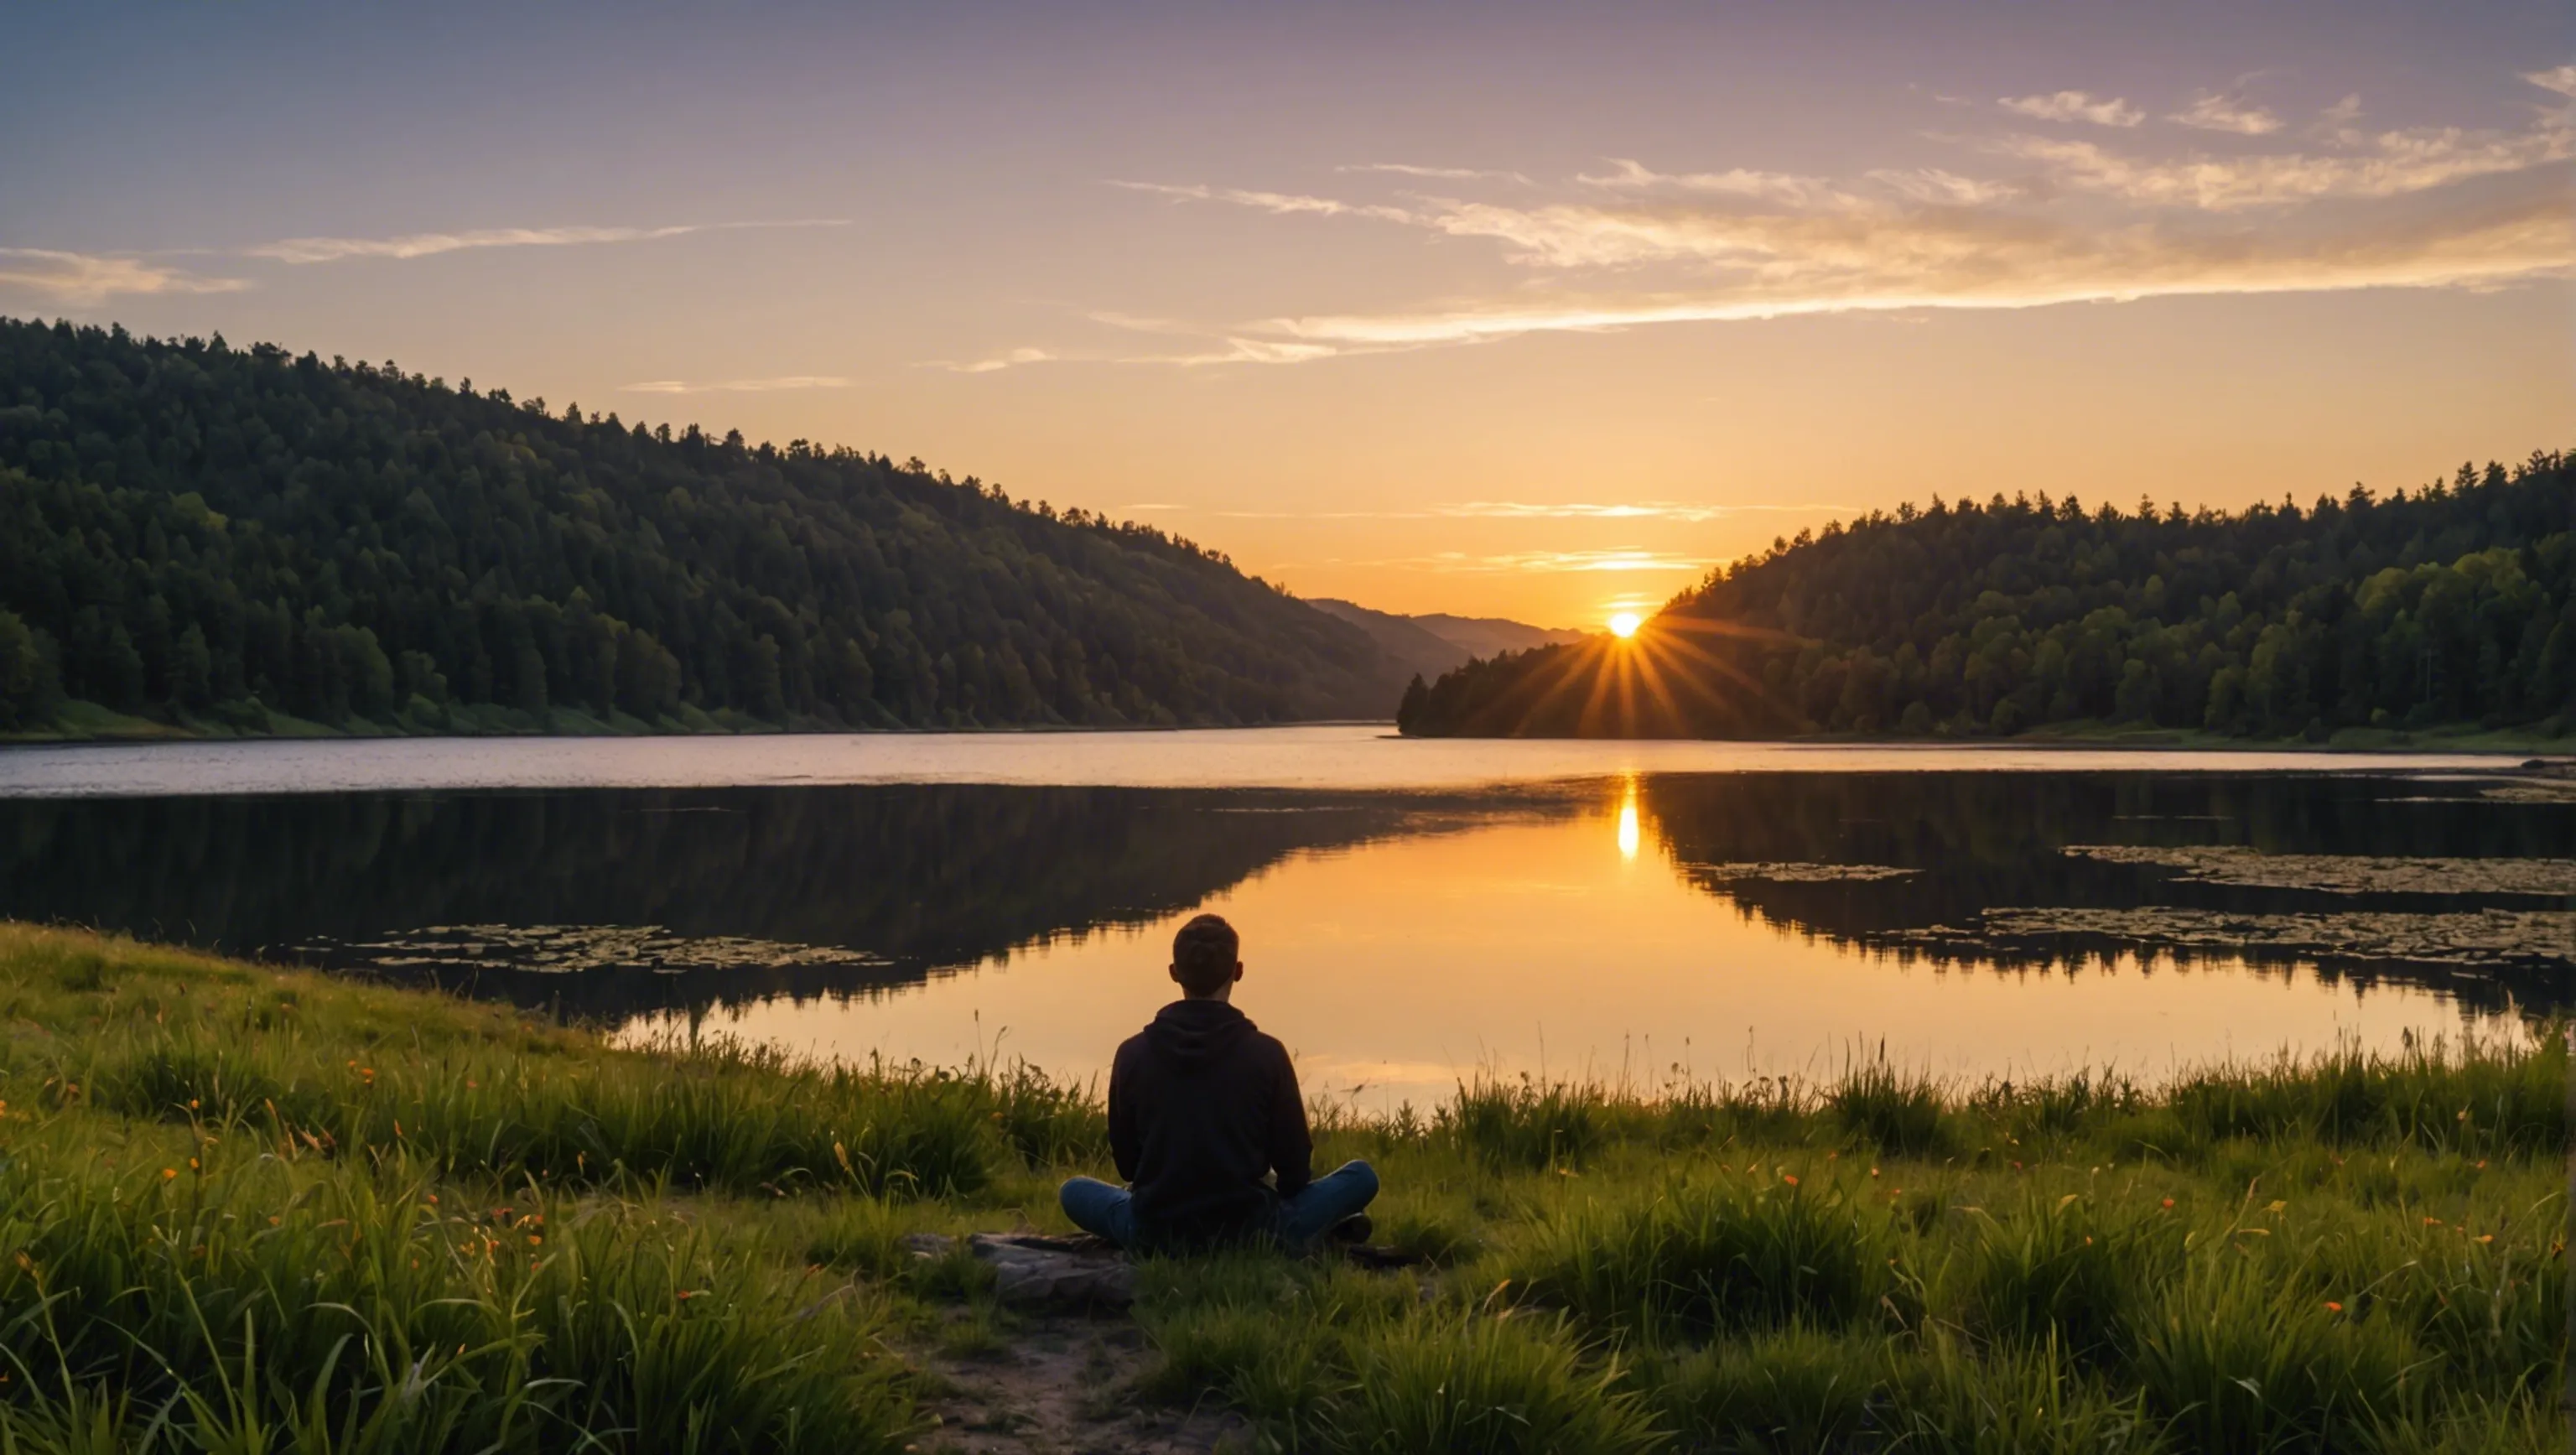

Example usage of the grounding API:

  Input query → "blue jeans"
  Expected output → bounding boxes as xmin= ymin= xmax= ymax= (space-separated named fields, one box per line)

xmin=1060 ymin=1160 xmax=1379 ymax=1250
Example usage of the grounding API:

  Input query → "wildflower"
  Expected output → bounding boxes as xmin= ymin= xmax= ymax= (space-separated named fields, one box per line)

xmin=187 ymin=1158 xmax=198 ymax=1169
xmin=527 ymin=1235 xmax=542 ymax=1246
xmin=2476 ymin=1234 xmax=2494 ymax=1245
xmin=1869 ymin=1167 xmax=1880 ymax=1177
xmin=2325 ymin=1301 xmax=2344 ymax=1312
xmin=2424 ymin=1217 xmax=2444 ymax=1226
xmin=1782 ymin=1173 xmax=1800 ymax=1187
xmin=162 ymin=1168 xmax=177 ymax=1180
xmin=2161 ymin=1198 xmax=2174 ymax=1209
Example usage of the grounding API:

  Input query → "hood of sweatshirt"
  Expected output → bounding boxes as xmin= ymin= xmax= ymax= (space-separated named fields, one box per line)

xmin=1144 ymin=999 xmax=1258 ymax=1072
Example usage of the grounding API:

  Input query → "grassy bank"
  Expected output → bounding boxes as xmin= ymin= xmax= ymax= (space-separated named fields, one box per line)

xmin=0 ymin=924 xmax=2560 ymax=1452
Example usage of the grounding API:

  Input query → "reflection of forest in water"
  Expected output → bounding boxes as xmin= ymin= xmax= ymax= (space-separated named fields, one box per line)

xmin=1 ymin=771 xmax=2565 ymax=1021
xmin=0 ymin=786 xmax=1526 ymax=1019
xmin=1639 ymin=773 xmax=2576 ymax=1015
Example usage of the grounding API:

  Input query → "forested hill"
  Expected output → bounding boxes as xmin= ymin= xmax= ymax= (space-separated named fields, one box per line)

xmin=0 ymin=318 xmax=1411 ymax=734
xmin=1401 ymin=452 xmax=2576 ymax=740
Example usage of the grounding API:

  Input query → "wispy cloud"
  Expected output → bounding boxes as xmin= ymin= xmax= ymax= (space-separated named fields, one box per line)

xmin=1865 ymin=168 xmax=2027 ymax=205
xmin=1994 ymin=120 xmax=2572 ymax=209
xmin=2170 ymin=92 xmax=2283 ymax=135
xmin=1392 ymin=548 xmax=1711 ymax=574
xmin=1578 ymin=158 xmax=1855 ymax=207
xmin=1254 ymin=193 xmax=2571 ymax=350
xmin=245 ymin=218 xmax=848 ymax=265
xmin=1050 ymin=61 xmax=2575 ymax=368
xmin=1338 ymin=162 xmax=1533 ymax=184
xmin=618 ymin=376 xmax=851 ymax=394
xmin=1999 ymin=91 xmax=2144 ymax=127
xmin=1439 ymin=501 xmax=1851 ymax=522
xmin=930 ymin=336 xmax=1343 ymax=372
xmin=0 ymin=248 xmax=250 ymax=304
xmin=1197 ymin=500 xmax=1842 ymax=522
xmin=932 ymin=346 xmax=1062 ymax=374
xmin=2312 ymin=93 xmax=2366 ymax=143
xmin=1107 ymin=181 xmax=1410 ymax=222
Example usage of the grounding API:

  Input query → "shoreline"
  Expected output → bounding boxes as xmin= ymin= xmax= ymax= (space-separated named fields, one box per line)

xmin=4 ymin=711 xmax=2566 ymax=760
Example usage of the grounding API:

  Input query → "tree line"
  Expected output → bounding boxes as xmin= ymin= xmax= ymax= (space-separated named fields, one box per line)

xmin=0 ymin=317 xmax=1407 ymax=734
xmin=1400 ymin=451 xmax=2576 ymax=740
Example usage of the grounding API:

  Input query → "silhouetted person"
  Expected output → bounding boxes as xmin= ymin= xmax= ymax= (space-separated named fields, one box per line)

xmin=1058 ymin=913 xmax=1377 ymax=1250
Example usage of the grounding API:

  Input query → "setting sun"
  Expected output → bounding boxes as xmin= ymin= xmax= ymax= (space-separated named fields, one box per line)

xmin=1607 ymin=612 xmax=1643 ymax=639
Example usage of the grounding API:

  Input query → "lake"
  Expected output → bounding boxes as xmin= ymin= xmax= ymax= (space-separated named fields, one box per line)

xmin=3 ymin=726 xmax=2565 ymax=1105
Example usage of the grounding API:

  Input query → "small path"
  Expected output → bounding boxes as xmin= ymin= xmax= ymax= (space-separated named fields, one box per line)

xmin=917 ymin=1312 xmax=1253 ymax=1455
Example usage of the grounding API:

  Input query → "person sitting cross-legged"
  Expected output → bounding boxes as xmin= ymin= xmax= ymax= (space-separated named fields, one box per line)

xmin=1058 ymin=913 xmax=1376 ymax=1252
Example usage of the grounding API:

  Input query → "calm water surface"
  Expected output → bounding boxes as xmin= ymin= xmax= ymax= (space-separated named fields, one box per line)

xmin=3 ymin=729 xmax=2563 ymax=1104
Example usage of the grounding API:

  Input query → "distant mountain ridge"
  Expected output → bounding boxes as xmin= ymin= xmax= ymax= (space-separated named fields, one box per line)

xmin=1411 ymin=612 xmax=1587 ymax=659
xmin=0 ymin=318 xmax=1416 ymax=735
xmin=1309 ymin=599 xmax=1584 ymax=683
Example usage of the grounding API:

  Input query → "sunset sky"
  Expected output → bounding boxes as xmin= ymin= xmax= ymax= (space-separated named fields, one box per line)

xmin=6 ymin=2 xmax=2569 ymax=628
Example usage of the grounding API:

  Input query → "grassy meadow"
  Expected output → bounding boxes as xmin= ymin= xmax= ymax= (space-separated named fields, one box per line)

xmin=0 ymin=922 xmax=2559 ymax=1452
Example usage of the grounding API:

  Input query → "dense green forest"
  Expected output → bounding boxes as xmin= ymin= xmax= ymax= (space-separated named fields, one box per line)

xmin=0 ymin=317 xmax=1409 ymax=735
xmin=1401 ymin=451 xmax=2576 ymax=740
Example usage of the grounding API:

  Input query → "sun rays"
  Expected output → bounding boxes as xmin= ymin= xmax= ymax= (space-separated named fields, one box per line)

xmin=1431 ymin=609 xmax=1806 ymax=737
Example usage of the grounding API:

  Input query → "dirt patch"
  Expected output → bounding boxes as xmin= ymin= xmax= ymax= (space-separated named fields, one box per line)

xmin=917 ymin=1313 xmax=1251 ymax=1455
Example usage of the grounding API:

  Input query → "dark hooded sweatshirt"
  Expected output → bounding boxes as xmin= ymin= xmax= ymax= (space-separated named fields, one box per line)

xmin=1109 ymin=999 xmax=1311 ymax=1243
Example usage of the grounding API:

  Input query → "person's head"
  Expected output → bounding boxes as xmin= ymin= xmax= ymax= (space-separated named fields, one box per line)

xmin=1170 ymin=913 xmax=1243 ymax=1000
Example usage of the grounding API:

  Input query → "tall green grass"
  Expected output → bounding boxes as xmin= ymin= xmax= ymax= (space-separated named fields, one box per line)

xmin=0 ymin=925 xmax=2563 ymax=1454
xmin=2159 ymin=1036 xmax=2563 ymax=1157
xmin=0 ymin=1128 xmax=911 ymax=1452
xmin=1509 ymin=1171 xmax=1894 ymax=1338
xmin=86 ymin=1027 xmax=1097 ymax=1198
